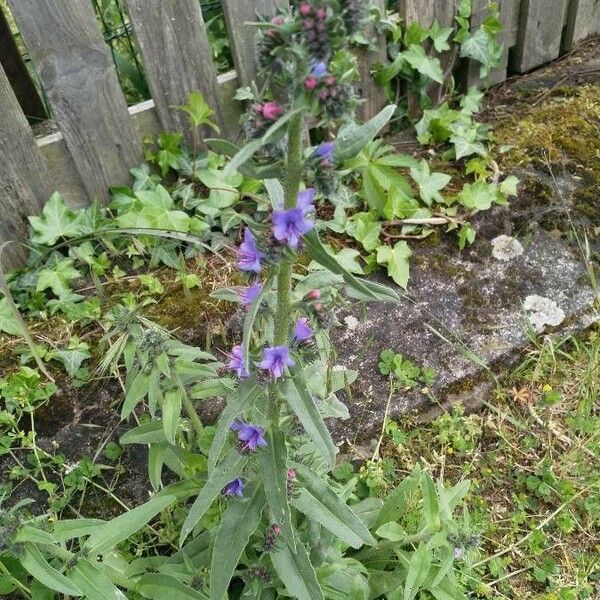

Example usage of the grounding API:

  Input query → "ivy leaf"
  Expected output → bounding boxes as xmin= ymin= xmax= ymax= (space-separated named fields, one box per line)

xmin=377 ymin=242 xmax=412 ymax=289
xmin=36 ymin=260 xmax=81 ymax=298
xmin=458 ymin=180 xmax=497 ymax=211
xmin=460 ymin=87 xmax=485 ymax=114
xmin=402 ymin=45 xmax=444 ymax=84
xmin=450 ymin=130 xmax=487 ymax=160
xmin=458 ymin=223 xmax=476 ymax=250
xmin=55 ymin=346 xmax=91 ymax=377
xmin=428 ymin=20 xmax=453 ymax=53
xmin=410 ymin=161 xmax=451 ymax=205
xmin=460 ymin=29 xmax=503 ymax=77
xmin=500 ymin=175 xmax=519 ymax=197
xmin=29 ymin=193 xmax=83 ymax=246
xmin=346 ymin=213 xmax=381 ymax=252
xmin=175 ymin=91 xmax=220 ymax=132
xmin=0 ymin=297 xmax=22 ymax=336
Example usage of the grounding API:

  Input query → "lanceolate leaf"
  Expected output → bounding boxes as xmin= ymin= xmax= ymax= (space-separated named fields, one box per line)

xmin=210 ymin=484 xmax=266 ymax=600
xmin=285 ymin=373 xmax=336 ymax=469
xmin=121 ymin=371 xmax=150 ymax=419
xmin=68 ymin=560 xmax=122 ymax=600
xmin=20 ymin=543 xmax=82 ymax=597
xmin=85 ymin=495 xmax=177 ymax=554
xmin=180 ymin=451 xmax=248 ymax=545
xmin=292 ymin=464 xmax=375 ymax=548
xmin=334 ymin=105 xmax=397 ymax=163
xmin=258 ymin=427 xmax=296 ymax=550
xmin=53 ymin=519 xmax=106 ymax=542
xmin=120 ymin=422 xmax=167 ymax=445
xmin=303 ymin=230 xmax=399 ymax=302
xmin=162 ymin=389 xmax=182 ymax=445
xmin=403 ymin=543 xmax=433 ymax=600
xmin=208 ymin=380 xmax=260 ymax=475
xmin=271 ymin=541 xmax=324 ymax=600
xmin=138 ymin=574 xmax=209 ymax=600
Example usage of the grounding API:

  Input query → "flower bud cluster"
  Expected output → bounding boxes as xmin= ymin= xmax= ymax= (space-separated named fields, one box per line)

xmin=262 ymin=524 xmax=282 ymax=552
xmin=242 ymin=102 xmax=284 ymax=140
xmin=340 ymin=0 xmax=369 ymax=35
xmin=244 ymin=565 xmax=271 ymax=583
xmin=299 ymin=2 xmax=332 ymax=61
xmin=257 ymin=15 xmax=287 ymax=72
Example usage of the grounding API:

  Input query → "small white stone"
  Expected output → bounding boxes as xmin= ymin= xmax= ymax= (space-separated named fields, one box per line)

xmin=344 ymin=315 xmax=359 ymax=331
xmin=491 ymin=235 xmax=524 ymax=261
xmin=523 ymin=295 xmax=566 ymax=332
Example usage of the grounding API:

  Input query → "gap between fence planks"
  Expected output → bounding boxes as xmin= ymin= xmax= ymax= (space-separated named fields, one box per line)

xmin=222 ymin=0 xmax=290 ymax=89
xmin=126 ymin=0 xmax=227 ymax=147
xmin=0 ymin=65 xmax=52 ymax=269
xmin=6 ymin=0 xmax=143 ymax=204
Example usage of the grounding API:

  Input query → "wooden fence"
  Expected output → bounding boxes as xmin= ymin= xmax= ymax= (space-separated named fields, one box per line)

xmin=0 ymin=0 xmax=599 ymax=268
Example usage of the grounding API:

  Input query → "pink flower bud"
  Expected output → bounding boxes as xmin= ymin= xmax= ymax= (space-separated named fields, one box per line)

xmin=271 ymin=15 xmax=285 ymax=25
xmin=304 ymin=76 xmax=318 ymax=90
xmin=314 ymin=302 xmax=325 ymax=312
xmin=299 ymin=3 xmax=312 ymax=16
xmin=303 ymin=18 xmax=315 ymax=29
xmin=262 ymin=101 xmax=283 ymax=121
xmin=306 ymin=289 xmax=321 ymax=300
xmin=318 ymin=89 xmax=329 ymax=100
xmin=272 ymin=525 xmax=282 ymax=535
xmin=252 ymin=103 xmax=264 ymax=115
xmin=315 ymin=7 xmax=327 ymax=19
xmin=325 ymin=75 xmax=336 ymax=86
xmin=287 ymin=469 xmax=297 ymax=480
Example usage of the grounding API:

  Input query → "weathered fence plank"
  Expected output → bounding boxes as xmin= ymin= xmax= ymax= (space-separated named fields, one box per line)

xmin=222 ymin=0 xmax=289 ymax=88
xmin=0 ymin=65 xmax=51 ymax=268
xmin=0 ymin=7 xmax=47 ymax=122
xmin=126 ymin=0 xmax=226 ymax=147
xmin=514 ymin=0 xmax=569 ymax=72
xmin=465 ymin=0 xmax=513 ymax=88
xmin=7 ymin=0 xmax=142 ymax=204
xmin=356 ymin=0 xmax=388 ymax=120
xmin=564 ymin=0 xmax=600 ymax=50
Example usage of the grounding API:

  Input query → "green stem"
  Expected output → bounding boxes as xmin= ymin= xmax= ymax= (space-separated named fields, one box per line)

xmin=273 ymin=112 xmax=304 ymax=347
xmin=182 ymin=388 xmax=204 ymax=438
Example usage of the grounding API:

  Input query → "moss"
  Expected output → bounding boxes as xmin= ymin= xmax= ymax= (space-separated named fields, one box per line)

xmin=494 ymin=84 xmax=600 ymax=186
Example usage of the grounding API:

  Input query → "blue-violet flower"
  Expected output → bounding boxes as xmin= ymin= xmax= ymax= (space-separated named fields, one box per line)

xmin=228 ymin=345 xmax=250 ymax=378
xmin=231 ymin=422 xmax=268 ymax=451
xmin=240 ymin=281 xmax=262 ymax=308
xmin=293 ymin=317 xmax=313 ymax=343
xmin=238 ymin=228 xmax=264 ymax=272
xmin=223 ymin=478 xmax=245 ymax=497
xmin=259 ymin=346 xmax=295 ymax=379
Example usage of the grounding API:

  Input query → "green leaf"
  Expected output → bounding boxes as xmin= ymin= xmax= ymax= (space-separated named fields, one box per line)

xmin=259 ymin=427 xmax=295 ymax=550
xmin=458 ymin=223 xmax=476 ymax=250
xmin=402 ymin=45 xmax=444 ymax=83
xmin=176 ymin=91 xmax=220 ymax=132
xmin=180 ymin=451 xmax=248 ymax=545
xmin=403 ymin=543 xmax=433 ymax=600
xmin=303 ymin=230 xmax=399 ymax=302
xmin=334 ymin=105 xmax=397 ymax=163
xmin=460 ymin=87 xmax=484 ymax=114
xmin=20 ymin=543 xmax=82 ymax=597
xmin=121 ymin=371 xmax=151 ymax=419
xmin=68 ymin=560 xmax=121 ymax=600
xmin=53 ymin=519 xmax=105 ymax=542
xmin=420 ymin=472 xmax=441 ymax=530
xmin=0 ymin=297 xmax=22 ymax=336
xmin=210 ymin=484 xmax=266 ymax=600
xmin=345 ymin=214 xmax=381 ymax=252
xmin=271 ymin=541 xmax=324 ymax=600
xmin=138 ymin=574 xmax=209 ymax=599
xmin=29 ymin=192 xmax=83 ymax=246
xmin=375 ymin=522 xmax=405 ymax=541
xmin=162 ymin=389 xmax=182 ymax=445
xmin=292 ymin=463 xmax=375 ymax=548
xmin=208 ymin=380 xmax=259 ymax=474
xmin=376 ymin=242 xmax=412 ymax=289
xmin=120 ymin=421 xmax=167 ymax=445
xmin=458 ymin=180 xmax=497 ymax=211
xmin=500 ymin=175 xmax=519 ymax=197
xmin=429 ymin=20 xmax=453 ymax=52
xmin=85 ymin=495 xmax=177 ymax=554
xmin=148 ymin=442 xmax=167 ymax=491
xmin=375 ymin=466 xmax=421 ymax=527
xmin=410 ymin=161 xmax=451 ymax=205
xmin=285 ymin=373 xmax=336 ymax=468
xmin=36 ymin=260 xmax=80 ymax=298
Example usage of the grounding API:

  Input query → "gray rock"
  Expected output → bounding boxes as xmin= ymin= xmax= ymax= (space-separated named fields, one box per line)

xmin=330 ymin=176 xmax=598 ymax=446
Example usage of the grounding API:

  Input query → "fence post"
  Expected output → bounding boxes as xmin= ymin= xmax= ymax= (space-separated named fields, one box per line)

xmin=514 ymin=0 xmax=569 ymax=72
xmin=222 ymin=0 xmax=289 ymax=88
xmin=0 ymin=6 xmax=47 ymax=123
xmin=356 ymin=0 xmax=388 ymax=121
xmin=126 ymin=0 xmax=226 ymax=147
xmin=0 ymin=65 xmax=52 ymax=268
xmin=7 ymin=0 xmax=143 ymax=204
xmin=563 ymin=0 xmax=600 ymax=51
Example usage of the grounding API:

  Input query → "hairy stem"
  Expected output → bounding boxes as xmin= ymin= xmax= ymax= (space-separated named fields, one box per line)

xmin=273 ymin=112 xmax=304 ymax=347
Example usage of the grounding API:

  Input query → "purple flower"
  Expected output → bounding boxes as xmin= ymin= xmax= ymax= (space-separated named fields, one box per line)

xmin=238 ymin=228 xmax=264 ymax=273
xmin=315 ymin=142 xmax=334 ymax=163
xmin=296 ymin=188 xmax=316 ymax=215
xmin=228 ymin=345 xmax=250 ymax=378
xmin=311 ymin=61 xmax=328 ymax=77
xmin=223 ymin=478 xmax=245 ymax=497
xmin=259 ymin=346 xmax=295 ymax=379
xmin=293 ymin=317 xmax=313 ymax=343
xmin=231 ymin=422 xmax=268 ymax=451
xmin=240 ymin=281 xmax=262 ymax=308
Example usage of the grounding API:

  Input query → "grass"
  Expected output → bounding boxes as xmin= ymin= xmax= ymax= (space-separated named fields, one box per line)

xmin=371 ymin=327 xmax=599 ymax=599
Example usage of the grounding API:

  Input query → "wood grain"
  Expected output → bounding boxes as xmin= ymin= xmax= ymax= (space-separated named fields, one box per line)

xmin=563 ymin=0 xmax=600 ymax=50
xmin=514 ymin=0 xmax=569 ymax=72
xmin=127 ymin=0 xmax=225 ymax=147
xmin=0 ymin=65 xmax=52 ymax=268
xmin=7 ymin=0 xmax=142 ymax=204
xmin=222 ymin=0 xmax=289 ymax=88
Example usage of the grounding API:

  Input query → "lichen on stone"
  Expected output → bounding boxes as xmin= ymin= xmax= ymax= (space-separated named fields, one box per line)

xmin=523 ymin=294 xmax=566 ymax=332
xmin=491 ymin=235 xmax=524 ymax=261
